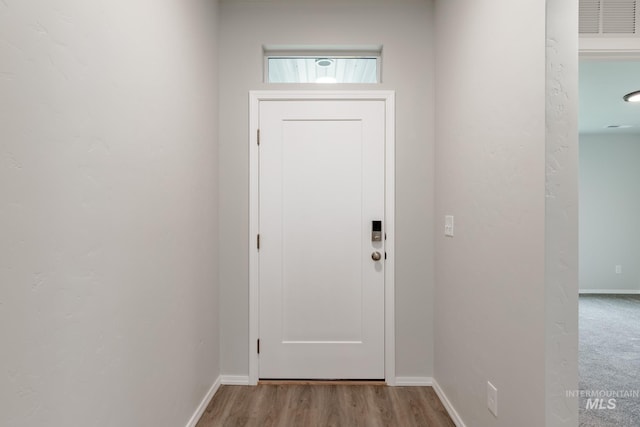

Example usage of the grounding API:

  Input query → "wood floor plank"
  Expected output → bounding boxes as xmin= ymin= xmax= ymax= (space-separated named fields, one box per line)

xmin=196 ymin=384 xmax=455 ymax=427
xmin=259 ymin=380 xmax=386 ymax=386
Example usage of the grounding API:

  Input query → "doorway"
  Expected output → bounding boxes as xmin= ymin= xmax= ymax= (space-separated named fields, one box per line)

xmin=578 ymin=56 xmax=640 ymax=426
xmin=248 ymin=91 xmax=396 ymax=384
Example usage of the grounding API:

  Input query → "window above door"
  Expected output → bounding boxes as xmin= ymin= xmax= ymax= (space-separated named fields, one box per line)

xmin=264 ymin=46 xmax=382 ymax=84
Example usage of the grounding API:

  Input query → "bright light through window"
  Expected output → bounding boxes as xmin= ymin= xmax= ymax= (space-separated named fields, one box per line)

xmin=267 ymin=56 xmax=379 ymax=84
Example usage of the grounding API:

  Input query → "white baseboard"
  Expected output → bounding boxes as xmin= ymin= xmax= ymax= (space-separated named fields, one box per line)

xmin=220 ymin=375 xmax=250 ymax=385
xmin=394 ymin=377 xmax=466 ymax=427
xmin=579 ymin=289 xmax=640 ymax=294
xmin=395 ymin=376 xmax=433 ymax=386
xmin=186 ymin=376 xmax=221 ymax=427
xmin=432 ymin=379 xmax=467 ymax=427
xmin=185 ymin=375 xmax=252 ymax=426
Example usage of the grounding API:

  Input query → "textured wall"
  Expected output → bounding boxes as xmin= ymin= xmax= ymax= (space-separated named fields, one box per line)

xmin=434 ymin=0 xmax=552 ymax=425
xmin=434 ymin=0 xmax=579 ymax=425
xmin=218 ymin=0 xmax=435 ymax=378
xmin=545 ymin=0 xmax=579 ymax=424
xmin=580 ymin=133 xmax=640 ymax=292
xmin=0 ymin=1 xmax=219 ymax=426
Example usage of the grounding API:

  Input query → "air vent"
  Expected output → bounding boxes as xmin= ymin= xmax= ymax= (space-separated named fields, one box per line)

xmin=580 ymin=0 xmax=601 ymax=33
xmin=579 ymin=0 xmax=638 ymax=35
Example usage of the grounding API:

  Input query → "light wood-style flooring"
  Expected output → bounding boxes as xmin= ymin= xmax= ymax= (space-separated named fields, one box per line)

xmin=196 ymin=383 xmax=456 ymax=427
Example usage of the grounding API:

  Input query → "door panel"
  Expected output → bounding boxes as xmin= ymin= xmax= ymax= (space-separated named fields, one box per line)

xmin=281 ymin=120 xmax=363 ymax=342
xmin=259 ymin=99 xmax=385 ymax=379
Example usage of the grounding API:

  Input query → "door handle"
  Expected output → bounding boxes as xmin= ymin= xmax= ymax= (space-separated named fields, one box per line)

xmin=371 ymin=251 xmax=382 ymax=261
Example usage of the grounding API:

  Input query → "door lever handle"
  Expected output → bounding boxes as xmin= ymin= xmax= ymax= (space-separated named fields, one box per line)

xmin=371 ymin=251 xmax=382 ymax=261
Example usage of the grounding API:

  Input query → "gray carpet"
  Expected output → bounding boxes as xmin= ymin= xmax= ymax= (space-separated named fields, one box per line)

xmin=579 ymin=295 xmax=640 ymax=427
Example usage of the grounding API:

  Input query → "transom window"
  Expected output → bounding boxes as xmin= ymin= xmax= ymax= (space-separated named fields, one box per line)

xmin=264 ymin=47 xmax=381 ymax=84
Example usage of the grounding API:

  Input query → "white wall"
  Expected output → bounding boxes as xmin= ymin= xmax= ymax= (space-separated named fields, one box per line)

xmin=545 ymin=1 xmax=579 ymax=424
xmin=0 ymin=1 xmax=219 ymax=426
xmin=580 ymin=133 xmax=640 ymax=292
xmin=218 ymin=0 xmax=435 ymax=378
xmin=434 ymin=0 xmax=578 ymax=426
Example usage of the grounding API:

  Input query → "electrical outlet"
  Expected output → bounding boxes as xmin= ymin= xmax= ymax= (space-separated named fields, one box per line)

xmin=487 ymin=381 xmax=498 ymax=417
xmin=615 ymin=265 xmax=622 ymax=274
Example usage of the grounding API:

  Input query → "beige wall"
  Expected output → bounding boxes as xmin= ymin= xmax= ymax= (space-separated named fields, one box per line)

xmin=434 ymin=0 xmax=578 ymax=426
xmin=0 ymin=1 xmax=220 ymax=425
xmin=218 ymin=0 xmax=436 ymax=378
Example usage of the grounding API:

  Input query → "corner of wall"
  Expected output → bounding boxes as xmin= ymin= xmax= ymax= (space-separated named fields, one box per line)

xmin=545 ymin=0 xmax=580 ymax=425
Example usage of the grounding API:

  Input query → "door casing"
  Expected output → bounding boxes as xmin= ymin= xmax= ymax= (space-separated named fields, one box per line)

xmin=248 ymin=91 xmax=396 ymax=385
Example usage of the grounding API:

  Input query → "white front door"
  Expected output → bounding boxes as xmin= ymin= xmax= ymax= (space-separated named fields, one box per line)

xmin=258 ymin=98 xmax=386 ymax=379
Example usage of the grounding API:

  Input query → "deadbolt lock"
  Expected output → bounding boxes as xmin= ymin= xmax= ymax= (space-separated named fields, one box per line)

xmin=372 ymin=220 xmax=382 ymax=242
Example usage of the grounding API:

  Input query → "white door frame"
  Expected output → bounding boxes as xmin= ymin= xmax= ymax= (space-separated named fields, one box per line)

xmin=248 ymin=91 xmax=396 ymax=386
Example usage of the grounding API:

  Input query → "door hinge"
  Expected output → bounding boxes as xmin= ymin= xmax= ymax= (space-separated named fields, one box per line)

xmin=257 ymin=339 xmax=260 ymax=354
xmin=257 ymin=129 xmax=260 ymax=146
xmin=257 ymin=234 xmax=260 ymax=250
xmin=385 ymin=252 xmax=387 ymax=260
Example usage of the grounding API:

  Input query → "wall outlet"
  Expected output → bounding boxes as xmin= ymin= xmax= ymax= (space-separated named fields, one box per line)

xmin=615 ymin=265 xmax=622 ymax=274
xmin=487 ymin=381 xmax=498 ymax=417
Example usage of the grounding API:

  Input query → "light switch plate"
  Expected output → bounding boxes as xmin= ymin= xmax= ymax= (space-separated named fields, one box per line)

xmin=487 ymin=381 xmax=498 ymax=417
xmin=445 ymin=215 xmax=454 ymax=237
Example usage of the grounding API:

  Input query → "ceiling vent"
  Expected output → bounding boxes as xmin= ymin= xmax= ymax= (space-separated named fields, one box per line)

xmin=580 ymin=0 xmax=638 ymax=35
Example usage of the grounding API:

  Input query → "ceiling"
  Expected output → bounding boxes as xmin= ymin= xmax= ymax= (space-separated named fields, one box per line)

xmin=580 ymin=60 xmax=640 ymax=135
